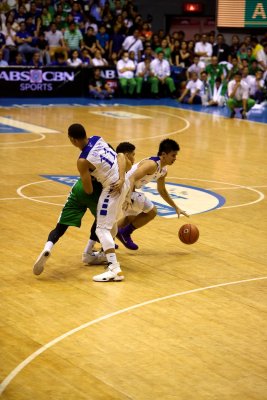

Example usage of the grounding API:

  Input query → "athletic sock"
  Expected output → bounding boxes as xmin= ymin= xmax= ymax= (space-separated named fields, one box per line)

xmin=44 ymin=241 xmax=53 ymax=252
xmin=84 ymin=239 xmax=96 ymax=254
xmin=106 ymin=252 xmax=118 ymax=265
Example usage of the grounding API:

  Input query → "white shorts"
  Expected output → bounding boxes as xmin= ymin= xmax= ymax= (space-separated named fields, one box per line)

xmin=123 ymin=191 xmax=154 ymax=217
xmin=97 ymin=179 xmax=130 ymax=229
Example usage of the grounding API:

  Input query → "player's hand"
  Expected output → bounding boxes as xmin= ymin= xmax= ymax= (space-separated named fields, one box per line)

xmin=176 ymin=207 xmax=189 ymax=218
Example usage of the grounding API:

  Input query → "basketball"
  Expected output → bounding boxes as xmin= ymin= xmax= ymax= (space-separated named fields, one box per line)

xmin=179 ymin=224 xmax=199 ymax=245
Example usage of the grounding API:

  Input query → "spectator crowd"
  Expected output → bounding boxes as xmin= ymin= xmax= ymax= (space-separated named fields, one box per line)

xmin=0 ymin=0 xmax=267 ymax=116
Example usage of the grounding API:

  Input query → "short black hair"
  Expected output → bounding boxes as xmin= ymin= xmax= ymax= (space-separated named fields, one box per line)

xmin=68 ymin=123 xmax=86 ymax=139
xmin=116 ymin=142 xmax=135 ymax=153
xmin=157 ymin=139 xmax=180 ymax=156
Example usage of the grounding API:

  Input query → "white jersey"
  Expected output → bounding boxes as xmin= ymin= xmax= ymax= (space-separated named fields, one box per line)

xmin=127 ymin=156 xmax=167 ymax=189
xmin=79 ymin=136 xmax=118 ymax=187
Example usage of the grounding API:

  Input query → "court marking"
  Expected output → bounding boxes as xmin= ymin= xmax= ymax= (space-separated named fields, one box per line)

xmin=0 ymin=116 xmax=59 ymax=134
xmin=2 ymin=184 xmax=266 ymax=202
xmin=0 ymin=276 xmax=266 ymax=395
xmin=1 ymin=101 xmax=266 ymax=125
xmin=0 ymin=132 xmax=46 ymax=145
xmin=15 ymin=177 xmax=265 ymax=211
xmin=0 ymin=107 xmax=190 ymax=148
xmin=17 ymin=180 xmax=66 ymax=206
xmin=168 ymin=177 xmax=265 ymax=209
xmin=160 ymin=105 xmax=267 ymax=126
xmin=134 ymin=107 xmax=190 ymax=140
xmin=0 ymin=194 xmax=66 ymax=201
xmin=0 ymin=116 xmax=59 ymax=145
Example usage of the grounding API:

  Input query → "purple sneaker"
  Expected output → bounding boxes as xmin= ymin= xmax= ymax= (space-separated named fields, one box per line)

xmin=117 ymin=229 xmax=139 ymax=250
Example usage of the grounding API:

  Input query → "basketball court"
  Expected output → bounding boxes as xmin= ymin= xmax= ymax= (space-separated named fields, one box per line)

xmin=0 ymin=98 xmax=266 ymax=399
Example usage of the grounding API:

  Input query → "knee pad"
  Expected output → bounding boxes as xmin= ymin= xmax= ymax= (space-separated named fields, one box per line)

xmin=95 ymin=227 xmax=115 ymax=251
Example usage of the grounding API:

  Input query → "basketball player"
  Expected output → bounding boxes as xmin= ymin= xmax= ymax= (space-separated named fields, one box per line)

xmin=33 ymin=132 xmax=136 ymax=282
xmin=117 ymin=138 xmax=189 ymax=250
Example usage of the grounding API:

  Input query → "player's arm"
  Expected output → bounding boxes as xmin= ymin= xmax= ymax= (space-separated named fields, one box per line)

xmin=77 ymin=158 xmax=93 ymax=194
xmin=132 ymin=160 xmax=157 ymax=182
xmin=111 ymin=152 xmax=126 ymax=193
xmin=128 ymin=160 xmax=157 ymax=193
xmin=157 ymin=175 xmax=189 ymax=218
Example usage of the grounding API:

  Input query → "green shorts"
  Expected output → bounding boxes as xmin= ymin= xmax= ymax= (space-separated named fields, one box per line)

xmin=58 ymin=178 xmax=102 ymax=227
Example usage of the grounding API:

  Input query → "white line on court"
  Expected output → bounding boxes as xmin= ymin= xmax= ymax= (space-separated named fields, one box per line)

xmin=88 ymin=107 xmax=191 ymax=141
xmin=161 ymin=104 xmax=267 ymax=126
xmin=0 ymin=116 xmax=60 ymax=145
xmin=2 ymin=184 xmax=265 ymax=202
xmin=0 ymin=108 xmax=190 ymax=149
xmin=0 ymin=143 xmax=70 ymax=150
xmin=0 ymin=116 xmax=59 ymax=133
xmin=17 ymin=180 xmax=66 ymax=206
xmin=0 ymin=276 xmax=266 ymax=395
xmin=169 ymin=177 xmax=265 ymax=209
xmin=0 ymin=132 xmax=46 ymax=145
xmin=0 ymin=194 xmax=66 ymax=201
xmin=13 ymin=177 xmax=265 ymax=210
xmin=207 ymin=186 xmax=267 ymax=190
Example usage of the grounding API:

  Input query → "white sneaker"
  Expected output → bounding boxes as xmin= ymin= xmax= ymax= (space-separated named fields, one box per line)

xmin=93 ymin=262 xmax=124 ymax=282
xmin=82 ymin=251 xmax=107 ymax=265
xmin=33 ymin=250 xmax=50 ymax=275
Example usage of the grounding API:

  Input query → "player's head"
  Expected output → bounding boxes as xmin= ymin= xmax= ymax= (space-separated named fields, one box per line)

xmin=68 ymin=123 xmax=87 ymax=148
xmin=116 ymin=142 xmax=136 ymax=166
xmin=68 ymin=123 xmax=86 ymax=140
xmin=158 ymin=139 xmax=180 ymax=155
xmin=157 ymin=139 xmax=180 ymax=166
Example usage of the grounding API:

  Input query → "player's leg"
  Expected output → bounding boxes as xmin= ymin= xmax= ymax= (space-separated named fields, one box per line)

xmin=33 ymin=223 xmax=69 ymax=275
xmin=82 ymin=219 xmax=108 ymax=265
xmin=117 ymin=192 xmax=156 ymax=250
xmin=80 ymin=178 xmax=108 ymax=265
xmin=93 ymin=181 xmax=130 ymax=282
xmin=33 ymin=180 xmax=86 ymax=275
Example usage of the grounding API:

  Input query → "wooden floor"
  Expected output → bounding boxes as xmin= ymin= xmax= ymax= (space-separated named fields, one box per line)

xmin=0 ymin=104 xmax=267 ymax=399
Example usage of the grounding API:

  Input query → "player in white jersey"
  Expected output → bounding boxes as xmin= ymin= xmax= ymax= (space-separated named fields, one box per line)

xmin=32 ymin=141 xmax=135 ymax=277
xmin=68 ymin=124 xmax=132 ymax=282
xmin=117 ymin=138 xmax=189 ymax=250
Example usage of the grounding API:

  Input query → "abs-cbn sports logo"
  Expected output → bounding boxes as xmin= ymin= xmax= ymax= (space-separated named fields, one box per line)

xmin=0 ymin=70 xmax=75 ymax=82
xmin=0 ymin=70 xmax=75 ymax=91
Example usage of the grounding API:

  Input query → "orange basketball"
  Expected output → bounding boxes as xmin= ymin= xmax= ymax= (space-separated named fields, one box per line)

xmin=179 ymin=224 xmax=199 ymax=245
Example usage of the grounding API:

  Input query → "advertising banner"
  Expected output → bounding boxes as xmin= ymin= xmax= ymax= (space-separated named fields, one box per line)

xmin=0 ymin=67 xmax=118 ymax=98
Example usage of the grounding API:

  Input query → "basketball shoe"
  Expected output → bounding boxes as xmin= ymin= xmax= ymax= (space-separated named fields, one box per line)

xmin=33 ymin=250 xmax=50 ymax=275
xmin=93 ymin=262 xmax=124 ymax=282
xmin=82 ymin=250 xmax=107 ymax=265
xmin=116 ymin=227 xmax=138 ymax=250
